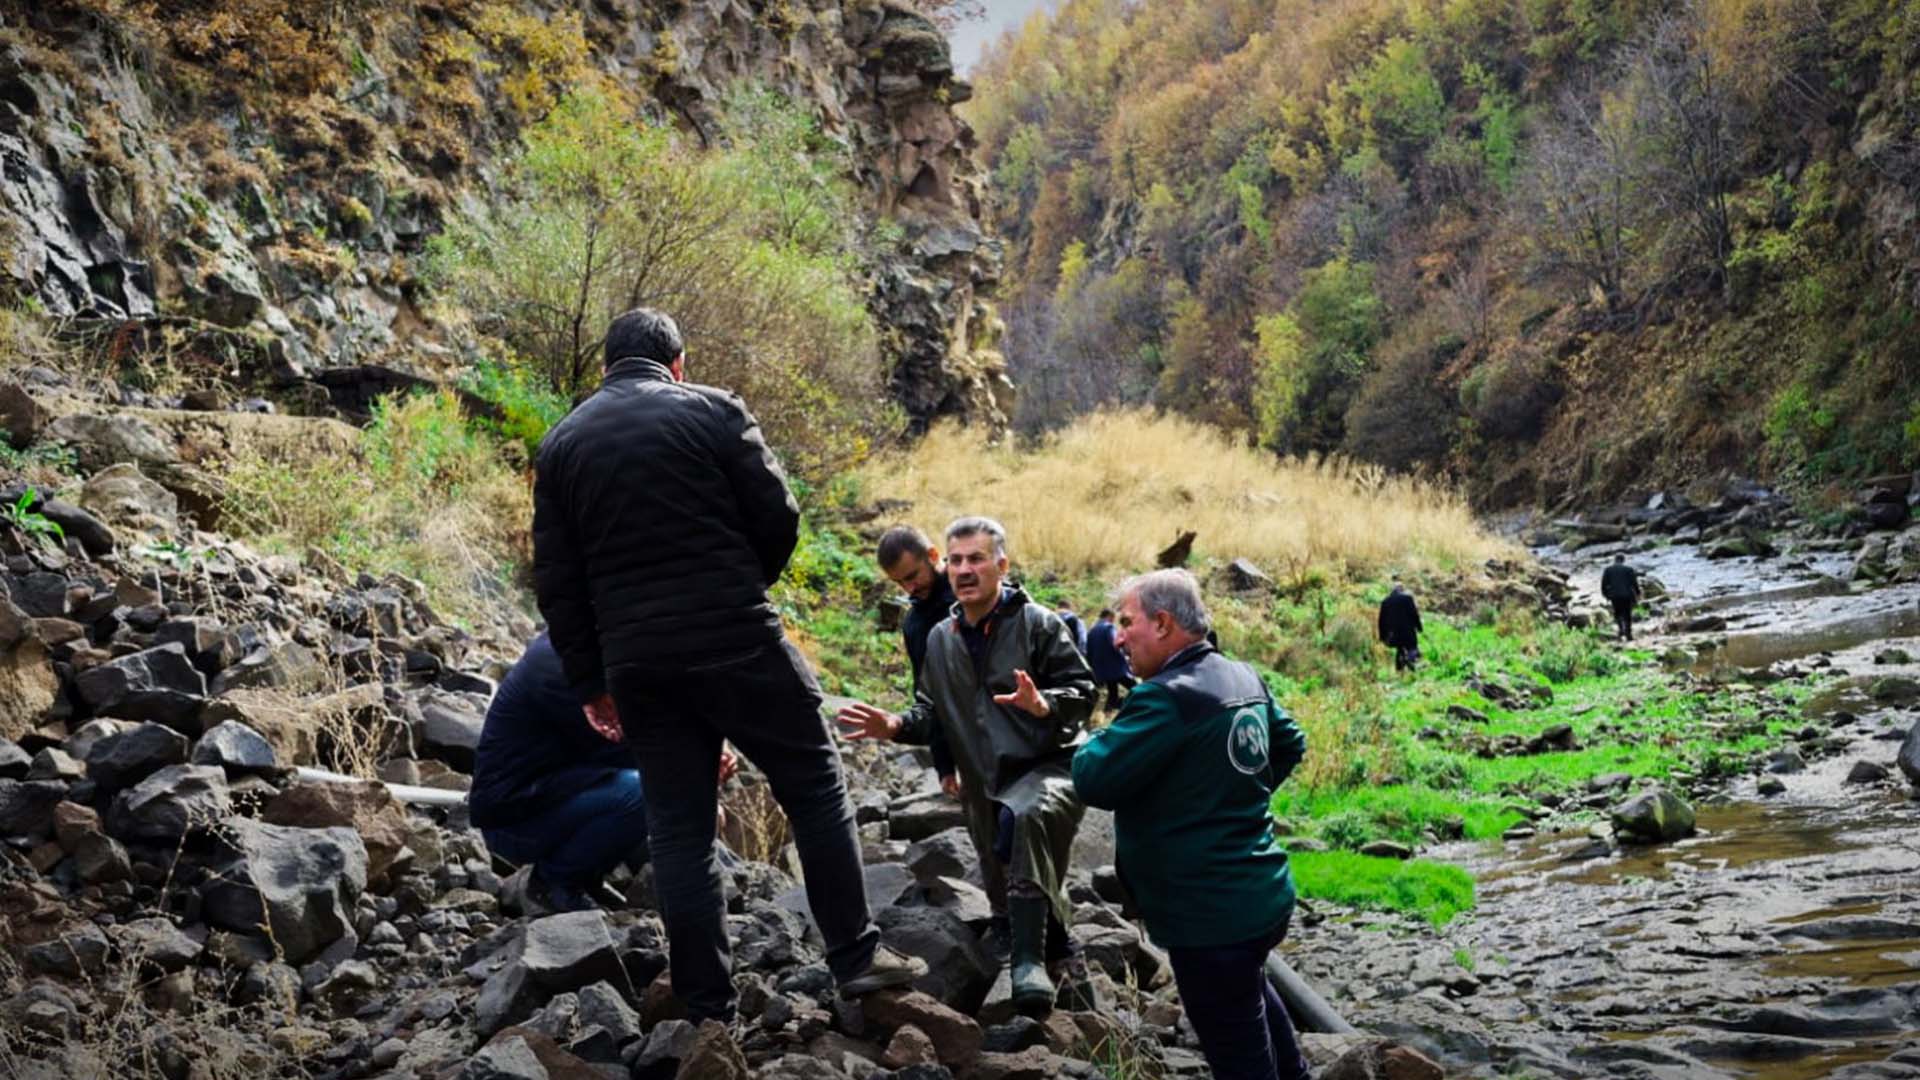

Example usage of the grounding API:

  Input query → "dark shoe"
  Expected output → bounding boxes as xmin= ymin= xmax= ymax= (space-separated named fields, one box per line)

xmin=538 ymin=874 xmax=601 ymax=914
xmin=838 ymin=945 xmax=927 ymax=999
xmin=1008 ymin=897 xmax=1056 ymax=1014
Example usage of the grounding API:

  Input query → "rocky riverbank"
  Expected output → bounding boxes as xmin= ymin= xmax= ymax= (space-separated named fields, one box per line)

xmin=0 ymin=376 xmax=1455 ymax=1078
xmin=1290 ymin=482 xmax=1920 ymax=1079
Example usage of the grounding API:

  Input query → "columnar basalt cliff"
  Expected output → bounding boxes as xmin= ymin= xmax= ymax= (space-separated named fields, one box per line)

xmin=0 ymin=0 xmax=1012 ymax=430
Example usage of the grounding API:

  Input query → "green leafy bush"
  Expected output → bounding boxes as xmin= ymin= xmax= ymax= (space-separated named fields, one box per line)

xmin=427 ymin=86 xmax=892 ymax=483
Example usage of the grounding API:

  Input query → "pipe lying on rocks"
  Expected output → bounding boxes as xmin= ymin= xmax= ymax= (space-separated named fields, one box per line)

xmin=1267 ymin=951 xmax=1358 ymax=1035
xmin=293 ymin=765 xmax=469 ymax=808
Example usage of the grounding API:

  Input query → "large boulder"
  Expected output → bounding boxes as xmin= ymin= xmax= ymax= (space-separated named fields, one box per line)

xmin=78 ymin=463 xmax=178 ymax=537
xmin=85 ymin=721 xmax=190 ymax=789
xmin=211 ymin=641 xmax=327 ymax=695
xmin=877 ymin=905 xmax=995 ymax=1013
xmin=520 ymin=911 xmax=624 ymax=993
xmin=904 ymin=826 xmax=979 ymax=885
xmin=889 ymin=791 xmax=967 ymax=842
xmin=262 ymin=778 xmax=410 ymax=883
xmin=73 ymin=643 xmax=208 ymax=730
xmin=201 ymin=818 xmax=367 ymax=963
xmin=191 ymin=720 xmax=278 ymax=774
xmin=1611 ymin=787 xmax=1697 ymax=844
xmin=0 ymin=778 xmax=66 ymax=837
xmin=0 ymin=638 xmax=58 ymax=743
xmin=47 ymin=412 xmax=178 ymax=470
xmin=861 ymin=989 xmax=983 ymax=1068
xmin=107 ymin=763 xmax=231 ymax=841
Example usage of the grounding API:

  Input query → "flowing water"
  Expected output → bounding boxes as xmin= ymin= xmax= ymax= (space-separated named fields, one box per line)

xmin=1289 ymin=538 xmax=1920 ymax=1078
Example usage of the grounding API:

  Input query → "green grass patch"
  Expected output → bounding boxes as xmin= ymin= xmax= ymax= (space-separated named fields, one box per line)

xmin=1291 ymin=851 xmax=1476 ymax=928
xmin=1271 ymin=784 xmax=1524 ymax=846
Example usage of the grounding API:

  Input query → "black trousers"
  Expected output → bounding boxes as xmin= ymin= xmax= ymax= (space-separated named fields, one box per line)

xmin=610 ymin=639 xmax=880 ymax=1020
xmin=1611 ymin=598 xmax=1634 ymax=641
xmin=1166 ymin=919 xmax=1311 ymax=1080
xmin=1391 ymin=643 xmax=1419 ymax=671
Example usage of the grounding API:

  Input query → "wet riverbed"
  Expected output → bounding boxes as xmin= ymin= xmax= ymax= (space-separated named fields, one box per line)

xmin=1288 ymin=537 xmax=1920 ymax=1078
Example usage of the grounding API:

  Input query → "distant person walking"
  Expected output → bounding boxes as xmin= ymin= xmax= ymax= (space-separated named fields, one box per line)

xmin=1378 ymin=579 xmax=1423 ymax=672
xmin=1086 ymin=609 xmax=1135 ymax=710
xmin=1601 ymin=554 xmax=1640 ymax=641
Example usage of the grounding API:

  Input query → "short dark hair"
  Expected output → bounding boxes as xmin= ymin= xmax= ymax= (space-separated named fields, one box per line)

xmin=1614 ymin=554 xmax=1625 ymax=563
xmin=877 ymin=525 xmax=934 ymax=570
xmin=605 ymin=308 xmax=683 ymax=368
xmin=1098 ymin=609 xmax=1113 ymax=620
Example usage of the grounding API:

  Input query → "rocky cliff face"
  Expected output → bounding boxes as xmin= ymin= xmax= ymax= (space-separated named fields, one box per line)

xmin=0 ymin=0 xmax=1011 ymax=429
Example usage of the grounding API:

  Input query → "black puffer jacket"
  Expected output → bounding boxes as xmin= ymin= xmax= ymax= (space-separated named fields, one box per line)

xmin=532 ymin=358 xmax=800 ymax=700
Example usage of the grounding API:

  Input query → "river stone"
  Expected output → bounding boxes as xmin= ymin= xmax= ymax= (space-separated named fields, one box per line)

xmin=85 ymin=721 xmax=190 ymax=789
xmin=1899 ymin=722 xmax=1920 ymax=788
xmin=1610 ymin=787 xmax=1696 ymax=843
xmin=201 ymin=817 xmax=368 ymax=963
xmin=1757 ymin=776 xmax=1786 ymax=796
xmin=107 ymin=764 xmax=231 ymax=841
xmin=1764 ymin=748 xmax=1805 ymax=774
xmin=1846 ymin=760 xmax=1891 ymax=784
xmin=73 ymin=643 xmax=208 ymax=729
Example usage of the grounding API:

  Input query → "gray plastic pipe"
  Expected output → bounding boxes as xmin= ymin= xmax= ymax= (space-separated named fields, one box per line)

xmin=1267 ymin=951 xmax=1358 ymax=1034
xmin=293 ymin=765 xmax=469 ymax=808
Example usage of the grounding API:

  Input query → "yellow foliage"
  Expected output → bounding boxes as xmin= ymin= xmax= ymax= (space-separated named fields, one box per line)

xmin=857 ymin=410 xmax=1515 ymax=580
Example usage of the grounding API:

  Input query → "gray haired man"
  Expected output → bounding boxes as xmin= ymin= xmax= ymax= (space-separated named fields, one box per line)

xmin=837 ymin=516 xmax=1096 ymax=1013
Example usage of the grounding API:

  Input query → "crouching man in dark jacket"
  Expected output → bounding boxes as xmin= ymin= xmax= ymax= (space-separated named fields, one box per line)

xmin=838 ymin=516 xmax=1096 ymax=1013
xmin=1073 ymin=569 xmax=1310 ymax=1080
xmin=470 ymin=634 xmax=650 ymax=913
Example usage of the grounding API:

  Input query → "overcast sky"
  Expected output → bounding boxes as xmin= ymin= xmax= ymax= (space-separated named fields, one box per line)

xmin=948 ymin=0 xmax=1054 ymax=74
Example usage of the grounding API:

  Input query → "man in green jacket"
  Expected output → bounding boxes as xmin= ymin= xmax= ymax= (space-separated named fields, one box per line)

xmin=1072 ymin=569 xmax=1310 ymax=1080
xmin=838 ymin=516 xmax=1096 ymax=1012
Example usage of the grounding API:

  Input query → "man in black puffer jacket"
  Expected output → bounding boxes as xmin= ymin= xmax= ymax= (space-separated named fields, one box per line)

xmin=532 ymin=308 xmax=923 ymax=1022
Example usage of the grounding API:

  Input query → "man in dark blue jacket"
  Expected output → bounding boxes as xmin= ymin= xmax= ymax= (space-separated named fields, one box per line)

xmin=877 ymin=525 xmax=960 ymax=796
xmin=470 ymin=634 xmax=648 ymax=913
xmin=1086 ymin=609 xmax=1135 ymax=710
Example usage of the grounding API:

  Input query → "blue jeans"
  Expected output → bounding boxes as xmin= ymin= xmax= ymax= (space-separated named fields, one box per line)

xmin=481 ymin=768 xmax=647 ymax=889
xmin=1166 ymin=920 xmax=1312 ymax=1080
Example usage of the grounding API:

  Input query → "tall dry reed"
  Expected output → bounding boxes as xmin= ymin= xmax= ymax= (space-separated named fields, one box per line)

xmin=858 ymin=410 xmax=1514 ymax=579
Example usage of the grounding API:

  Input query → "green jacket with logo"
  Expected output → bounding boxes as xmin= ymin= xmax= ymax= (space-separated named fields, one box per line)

xmin=1071 ymin=641 xmax=1306 ymax=949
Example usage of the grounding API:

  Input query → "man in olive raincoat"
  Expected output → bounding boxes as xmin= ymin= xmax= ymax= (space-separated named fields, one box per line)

xmin=837 ymin=516 xmax=1096 ymax=1013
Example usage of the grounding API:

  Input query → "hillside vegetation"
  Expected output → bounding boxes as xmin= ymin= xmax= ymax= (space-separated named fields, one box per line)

xmin=967 ymin=0 xmax=1920 ymax=507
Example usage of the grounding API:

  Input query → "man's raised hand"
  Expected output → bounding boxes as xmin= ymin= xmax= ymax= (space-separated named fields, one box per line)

xmin=835 ymin=701 xmax=902 ymax=741
xmin=584 ymin=693 xmax=623 ymax=742
xmin=992 ymin=669 xmax=1052 ymax=718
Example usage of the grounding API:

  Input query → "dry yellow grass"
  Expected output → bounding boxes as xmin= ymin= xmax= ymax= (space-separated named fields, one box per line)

xmin=858 ymin=410 xmax=1515 ymax=580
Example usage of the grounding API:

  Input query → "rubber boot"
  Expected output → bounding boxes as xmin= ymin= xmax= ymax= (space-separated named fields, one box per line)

xmin=1009 ymin=896 xmax=1057 ymax=1014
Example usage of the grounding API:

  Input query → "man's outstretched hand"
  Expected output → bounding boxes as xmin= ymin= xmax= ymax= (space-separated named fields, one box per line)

xmin=584 ymin=693 xmax=623 ymax=742
xmin=941 ymin=773 xmax=963 ymax=799
xmin=992 ymin=669 xmax=1052 ymax=718
xmin=835 ymin=701 xmax=902 ymax=741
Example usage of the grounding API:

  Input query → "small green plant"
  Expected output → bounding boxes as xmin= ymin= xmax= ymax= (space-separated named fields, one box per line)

xmin=1453 ymin=947 xmax=1476 ymax=972
xmin=1 ymin=488 xmax=64 ymax=548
